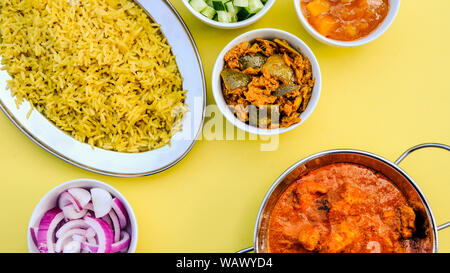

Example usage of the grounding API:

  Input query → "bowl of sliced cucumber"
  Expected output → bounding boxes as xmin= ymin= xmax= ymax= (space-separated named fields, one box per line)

xmin=182 ymin=0 xmax=276 ymax=29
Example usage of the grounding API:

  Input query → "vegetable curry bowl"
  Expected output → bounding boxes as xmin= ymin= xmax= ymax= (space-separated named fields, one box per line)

xmin=212 ymin=29 xmax=321 ymax=135
xmin=238 ymin=143 xmax=450 ymax=253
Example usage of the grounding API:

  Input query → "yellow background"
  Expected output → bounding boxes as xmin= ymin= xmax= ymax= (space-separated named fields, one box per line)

xmin=0 ymin=0 xmax=449 ymax=252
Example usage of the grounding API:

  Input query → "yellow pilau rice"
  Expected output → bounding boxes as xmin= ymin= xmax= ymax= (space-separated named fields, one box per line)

xmin=0 ymin=0 xmax=187 ymax=153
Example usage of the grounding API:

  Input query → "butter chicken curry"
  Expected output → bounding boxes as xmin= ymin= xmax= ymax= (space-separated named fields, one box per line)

xmin=268 ymin=163 xmax=433 ymax=253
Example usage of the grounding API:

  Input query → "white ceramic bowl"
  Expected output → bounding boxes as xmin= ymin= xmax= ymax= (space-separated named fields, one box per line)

xmin=212 ymin=28 xmax=321 ymax=136
xmin=294 ymin=0 xmax=401 ymax=47
xmin=27 ymin=179 xmax=138 ymax=253
xmin=182 ymin=0 xmax=276 ymax=29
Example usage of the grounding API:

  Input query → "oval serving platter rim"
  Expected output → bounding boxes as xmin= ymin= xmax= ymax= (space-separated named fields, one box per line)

xmin=0 ymin=0 xmax=206 ymax=177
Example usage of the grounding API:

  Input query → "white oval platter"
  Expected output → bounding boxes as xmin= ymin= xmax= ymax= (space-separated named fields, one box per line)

xmin=0 ymin=0 xmax=206 ymax=177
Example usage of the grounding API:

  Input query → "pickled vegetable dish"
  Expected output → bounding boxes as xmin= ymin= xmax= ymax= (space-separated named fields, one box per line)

xmin=268 ymin=163 xmax=433 ymax=253
xmin=301 ymin=0 xmax=390 ymax=41
xmin=221 ymin=39 xmax=315 ymax=129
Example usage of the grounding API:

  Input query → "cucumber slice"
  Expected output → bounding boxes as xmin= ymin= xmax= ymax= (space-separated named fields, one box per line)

xmin=197 ymin=0 xmax=264 ymax=22
xmin=229 ymin=13 xmax=238 ymax=22
xmin=248 ymin=0 xmax=264 ymax=13
xmin=217 ymin=10 xmax=230 ymax=23
xmin=190 ymin=0 xmax=208 ymax=12
xmin=237 ymin=7 xmax=252 ymax=20
xmin=233 ymin=0 xmax=248 ymax=7
xmin=225 ymin=1 xmax=240 ymax=15
xmin=201 ymin=6 xmax=217 ymax=19
xmin=212 ymin=0 xmax=227 ymax=11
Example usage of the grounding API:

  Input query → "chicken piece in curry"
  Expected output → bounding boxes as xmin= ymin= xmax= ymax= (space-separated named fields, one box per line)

xmin=268 ymin=163 xmax=433 ymax=253
xmin=221 ymin=38 xmax=315 ymax=129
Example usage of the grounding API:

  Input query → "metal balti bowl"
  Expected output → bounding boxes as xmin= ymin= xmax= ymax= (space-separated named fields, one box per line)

xmin=239 ymin=143 xmax=450 ymax=253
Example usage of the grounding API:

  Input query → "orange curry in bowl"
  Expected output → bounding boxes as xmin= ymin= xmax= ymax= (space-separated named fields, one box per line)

xmin=268 ymin=163 xmax=433 ymax=253
xmin=301 ymin=0 xmax=390 ymax=41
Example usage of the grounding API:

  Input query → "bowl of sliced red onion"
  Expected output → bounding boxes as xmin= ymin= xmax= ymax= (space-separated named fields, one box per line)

xmin=27 ymin=179 xmax=138 ymax=253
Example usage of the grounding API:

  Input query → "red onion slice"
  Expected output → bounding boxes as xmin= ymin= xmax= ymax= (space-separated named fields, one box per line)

xmin=111 ymin=231 xmax=130 ymax=253
xmin=111 ymin=198 xmax=128 ymax=229
xmin=55 ymin=228 xmax=87 ymax=253
xmin=62 ymin=205 xmax=87 ymax=220
xmin=101 ymin=214 xmax=113 ymax=229
xmin=72 ymin=234 xmax=86 ymax=243
xmin=82 ymin=231 xmax=130 ymax=253
xmin=86 ymin=227 xmax=96 ymax=238
xmin=56 ymin=219 xmax=89 ymax=238
xmin=90 ymin=188 xmax=112 ymax=218
xmin=58 ymin=192 xmax=83 ymax=211
xmin=84 ymin=216 xmax=113 ymax=253
xmin=80 ymin=241 xmax=97 ymax=253
xmin=87 ymin=236 xmax=96 ymax=244
xmin=108 ymin=210 xmax=121 ymax=243
xmin=63 ymin=240 xmax=82 ymax=253
xmin=30 ymin=227 xmax=38 ymax=248
xmin=37 ymin=208 xmax=64 ymax=253
xmin=79 ymin=234 xmax=98 ymax=253
xmin=67 ymin=188 xmax=91 ymax=209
